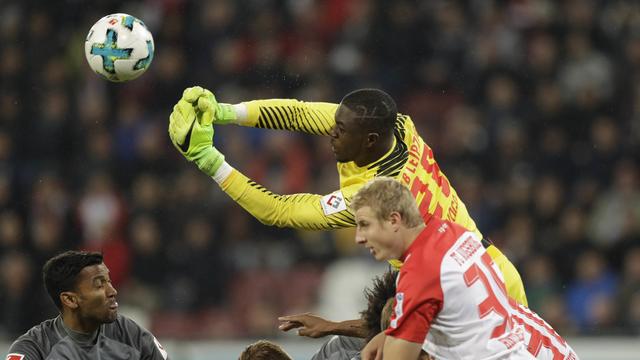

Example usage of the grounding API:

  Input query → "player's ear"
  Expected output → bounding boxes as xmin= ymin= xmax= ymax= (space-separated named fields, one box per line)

xmin=389 ymin=211 xmax=402 ymax=230
xmin=365 ymin=132 xmax=379 ymax=148
xmin=60 ymin=292 xmax=79 ymax=309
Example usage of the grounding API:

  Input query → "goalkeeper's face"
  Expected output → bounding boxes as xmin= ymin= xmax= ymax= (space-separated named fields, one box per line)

xmin=331 ymin=105 xmax=371 ymax=163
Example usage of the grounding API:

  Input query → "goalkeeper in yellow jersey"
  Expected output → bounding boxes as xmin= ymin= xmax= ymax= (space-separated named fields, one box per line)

xmin=167 ymin=86 xmax=527 ymax=306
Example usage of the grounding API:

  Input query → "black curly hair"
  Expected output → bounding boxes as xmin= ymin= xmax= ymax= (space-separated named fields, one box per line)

xmin=359 ymin=269 xmax=398 ymax=342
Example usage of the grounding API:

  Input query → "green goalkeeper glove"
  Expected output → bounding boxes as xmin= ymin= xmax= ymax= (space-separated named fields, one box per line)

xmin=168 ymin=96 xmax=225 ymax=177
xmin=182 ymin=86 xmax=237 ymax=125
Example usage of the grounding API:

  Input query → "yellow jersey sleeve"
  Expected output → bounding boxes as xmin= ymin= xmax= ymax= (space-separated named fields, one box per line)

xmin=219 ymin=168 xmax=361 ymax=230
xmin=241 ymin=99 xmax=338 ymax=135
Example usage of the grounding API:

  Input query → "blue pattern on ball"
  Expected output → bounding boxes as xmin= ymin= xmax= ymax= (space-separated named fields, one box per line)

xmin=134 ymin=40 xmax=154 ymax=71
xmin=122 ymin=15 xmax=134 ymax=31
xmin=90 ymin=29 xmax=133 ymax=74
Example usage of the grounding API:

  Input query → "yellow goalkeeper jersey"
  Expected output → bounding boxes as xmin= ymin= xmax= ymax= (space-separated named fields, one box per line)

xmin=219 ymin=99 xmax=479 ymax=237
xmin=218 ymin=98 xmax=527 ymax=305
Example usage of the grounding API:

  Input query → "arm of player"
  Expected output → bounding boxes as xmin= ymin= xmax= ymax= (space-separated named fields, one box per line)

xmin=168 ymin=88 xmax=355 ymax=230
xmin=184 ymin=86 xmax=339 ymax=135
xmin=278 ymin=313 xmax=368 ymax=338
xmin=237 ymin=99 xmax=338 ymax=135
xmin=382 ymin=336 xmax=423 ymax=360
xmin=218 ymin=168 xmax=358 ymax=230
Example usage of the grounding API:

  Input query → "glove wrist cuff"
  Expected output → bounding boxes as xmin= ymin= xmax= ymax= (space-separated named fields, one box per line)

xmin=211 ymin=161 xmax=233 ymax=184
xmin=216 ymin=103 xmax=238 ymax=124
xmin=194 ymin=147 xmax=225 ymax=177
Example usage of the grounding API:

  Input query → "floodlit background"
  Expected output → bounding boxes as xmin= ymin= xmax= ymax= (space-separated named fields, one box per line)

xmin=1 ymin=0 xmax=640 ymax=358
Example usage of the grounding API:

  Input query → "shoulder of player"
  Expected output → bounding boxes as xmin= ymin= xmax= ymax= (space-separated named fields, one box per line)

xmin=421 ymin=218 xmax=468 ymax=247
xmin=102 ymin=314 xmax=146 ymax=338
xmin=6 ymin=318 xmax=57 ymax=359
xmin=400 ymin=223 xmax=450 ymax=276
xmin=403 ymin=219 xmax=470 ymax=267
xmin=23 ymin=317 xmax=58 ymax=341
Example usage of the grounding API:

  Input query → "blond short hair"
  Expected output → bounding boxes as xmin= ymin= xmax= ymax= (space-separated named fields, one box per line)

xmin=351 ymin=177 xmax=423 ymax=227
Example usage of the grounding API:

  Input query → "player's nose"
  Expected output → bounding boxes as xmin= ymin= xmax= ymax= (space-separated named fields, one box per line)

xmin=107 ymin=282 xmax=118 ymax=297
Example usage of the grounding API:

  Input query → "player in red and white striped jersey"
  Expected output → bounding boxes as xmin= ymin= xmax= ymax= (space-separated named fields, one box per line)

xmin=351 ymin=177 xmax=578 ymax=360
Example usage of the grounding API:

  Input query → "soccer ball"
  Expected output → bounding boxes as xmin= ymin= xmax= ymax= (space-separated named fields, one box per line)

xmin=84 ymin=13 xmax=154 ymax=82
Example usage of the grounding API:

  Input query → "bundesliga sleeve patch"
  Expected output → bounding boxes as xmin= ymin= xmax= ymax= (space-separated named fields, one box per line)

xmin=390 ymin=292 xmax=405 ymax=329
xmin=321 ymin=191 xmax=347 ymax=215
xmin=6 ymin=354 xmax=25 ymax=360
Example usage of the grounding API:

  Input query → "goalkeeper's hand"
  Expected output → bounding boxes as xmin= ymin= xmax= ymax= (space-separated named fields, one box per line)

xmin=168 ymin=92 xmax=225 ymax=177
xmin=182 ymin=86 xmax=236 ymax=125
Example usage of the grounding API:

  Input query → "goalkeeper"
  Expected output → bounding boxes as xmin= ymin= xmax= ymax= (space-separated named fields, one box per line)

xmin=167 ymin=87 xmax=527 ymax=306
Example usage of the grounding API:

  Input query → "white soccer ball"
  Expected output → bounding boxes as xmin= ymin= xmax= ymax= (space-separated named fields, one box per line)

xmin=84 ymin=13 xmax=154 ymax=82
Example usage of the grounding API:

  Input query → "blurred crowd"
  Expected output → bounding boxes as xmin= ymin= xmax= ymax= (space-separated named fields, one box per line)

xmin=2 ymin=0 xmax=640 ymax=341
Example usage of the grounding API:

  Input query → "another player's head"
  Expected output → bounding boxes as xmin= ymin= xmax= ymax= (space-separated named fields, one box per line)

xmin=238 ymin=340 xmax=292 ymax=360
xmin=352 ymin=177 xmax=424 ymax=260
xmin=360 ymin=269 xmax=435 ymax=360
xmin=360 ymin=270 xmax=398 ymax=341
xmin=331 ymin=88 xmax=397 ymax=163
xmin=43 ymin=250 xmax=118 ymax=326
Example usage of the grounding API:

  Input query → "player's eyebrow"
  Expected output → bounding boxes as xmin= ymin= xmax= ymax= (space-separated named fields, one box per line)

xmin=91 ymin=271 xmax=110 ymax=283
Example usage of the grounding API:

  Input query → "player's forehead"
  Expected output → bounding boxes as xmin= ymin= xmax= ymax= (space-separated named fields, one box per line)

xmin=335 ymin=104 xmax=359 ymax=127
xmin=76 ymin=263 xmax=109 ymax=283
xmin=355 ymin=206 xmax=376 ymax=221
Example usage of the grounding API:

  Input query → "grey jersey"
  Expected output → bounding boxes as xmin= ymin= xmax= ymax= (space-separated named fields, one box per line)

xmin=5 ymin=315 xmax=168 ymax=360
xmin=311 ymin=335 xmax=363 ymax=360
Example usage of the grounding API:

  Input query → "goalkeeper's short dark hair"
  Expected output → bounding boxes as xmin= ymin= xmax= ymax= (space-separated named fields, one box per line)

xmin=340 ymin=88 xmax=398 ymax=135
xmin=360 ymin=269 xmax=398 ymax=342
xmin=43 ymin=250 xmax=104 ymax=310
xmin=238 ymin=340 xmax=292 ymax=360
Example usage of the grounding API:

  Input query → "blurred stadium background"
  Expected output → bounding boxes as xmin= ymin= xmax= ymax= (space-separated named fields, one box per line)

xmin=1 ymin=0 xmax=640 ymax=358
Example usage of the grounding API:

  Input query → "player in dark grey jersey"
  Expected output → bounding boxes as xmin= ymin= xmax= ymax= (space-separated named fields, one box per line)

xmin=5 ymin=251 xmax=169 ymax=360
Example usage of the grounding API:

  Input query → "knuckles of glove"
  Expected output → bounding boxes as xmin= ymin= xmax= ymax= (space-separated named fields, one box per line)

xmin=183 ymin=86 xmax=205 ymax=103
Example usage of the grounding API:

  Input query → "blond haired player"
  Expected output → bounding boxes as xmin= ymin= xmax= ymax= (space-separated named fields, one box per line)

xmin=352 ymin=177 xmax=577 ymax=360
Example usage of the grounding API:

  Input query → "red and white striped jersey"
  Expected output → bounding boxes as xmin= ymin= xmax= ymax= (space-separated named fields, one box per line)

xmin=509 ymin=300 xmax=578 ymax=360
xmin=385 ymin=217 xmax=578 ymax=360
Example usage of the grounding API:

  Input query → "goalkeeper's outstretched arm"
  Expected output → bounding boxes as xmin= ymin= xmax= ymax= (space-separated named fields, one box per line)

xmin=169 ymin=87 xmax=353 ymax=230
xmin=216 ymin=164 xmax=358 ymax=230
xmin=238 ymin=99 xmax=338 ymax=135
xmin=213 ymin=95 xmax=339 ymax=135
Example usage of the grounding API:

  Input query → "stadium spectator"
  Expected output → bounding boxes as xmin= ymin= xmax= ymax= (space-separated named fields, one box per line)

xmin=0 ymin=251 xmax=55 ymax=340
xmin=566 ymin=248 xmax=618 ymax=333
xmin=617 ymin=246 xmax=640 ymax=334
